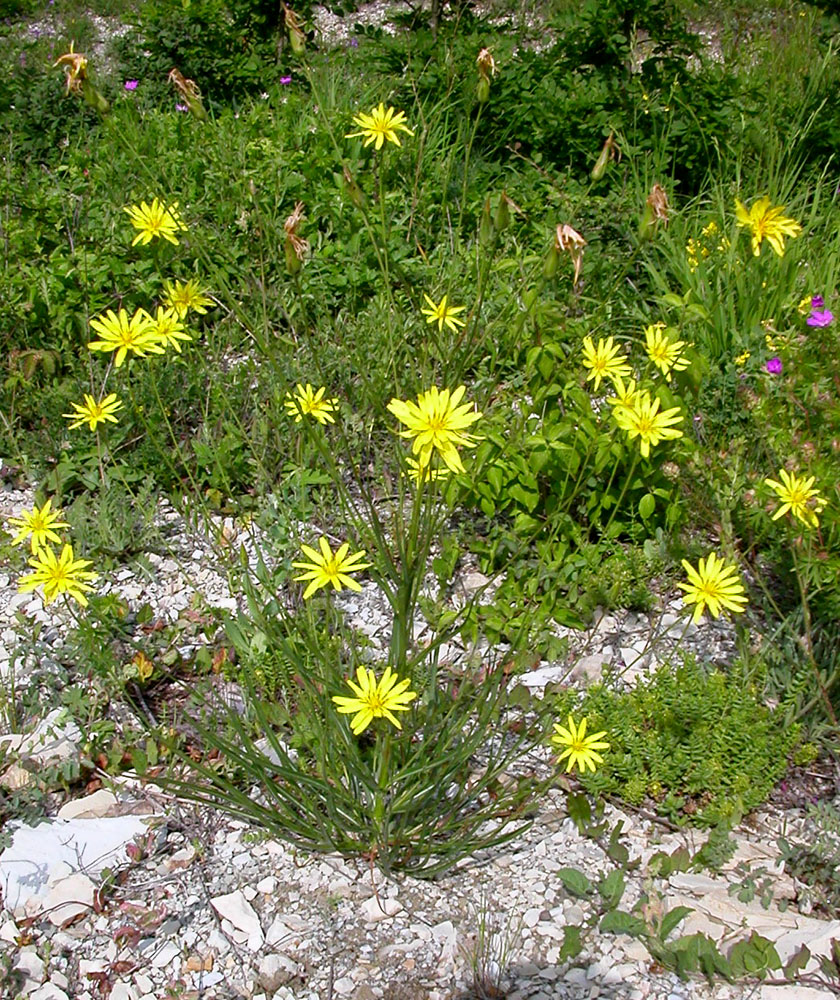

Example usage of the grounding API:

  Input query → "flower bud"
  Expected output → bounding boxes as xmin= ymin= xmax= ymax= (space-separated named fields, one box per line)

xmin=494 ymin=190 xmax=521 ymax=231
xmin=591 ymin=132 xmax=617 ymax=181
xmin=283 ymin=201 xmax=308 ymax=275
xmin=476 ymin=77 xmax=490 ymax=103
xmin=638 ymin=183 xmax=669 ymax=241
xmin=284 ymin=238 xmax=302 ymax=275
xmin=479 ymin=198 xmax=493 ymax=244
xmin=284 ymin=4 xmax=306 ymax=54
xmin=495 ymin=192 xmax=510 ymax=231
xmin=543 ymin=245 xmax=560 ymax=279
xmin=81 ymin=80 xmax=109 ymax=114
xmin=342 ymin=165 xmax=366 ymax=209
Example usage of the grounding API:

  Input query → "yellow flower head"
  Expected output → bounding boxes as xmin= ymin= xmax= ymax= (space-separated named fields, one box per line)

xmin=124 ymin=198 xmax=187 ymax=247
xmin=619 ymin=393 xmax=684 ymax=459
xmin=735 ymin=197 xmax=802 ymax=257
xmin=734 ymin=350 xmax=751 ymax=366
xmin=764 ymin=468 xmax=826 ymax=528
xmin=53 ymin=42 xmax=87 ymax=95
xmin=678 ymin=552 xmax=748 ymax=623
xmin=63 ymin=392 xmax=123 ymax=431
xmin=346 ymin=103 xmax=414 ymax=150
xmin=332 ymin=666 xmax=417 ymax=735
xmin=148 ymin=307 xmax=192 ymax=353
xmin=551 ymin=715 xmax=609 ymax=773
xmin=607 ymin=377 xmax=642 ymax=428
xmin=643 ymin=323 xmax=691 ymax=381
xmin=581 ymin=336 xmax=632 ymax=392
xmin=405 ymin=456 xmax=450 ymax=484
xmin=387 ymin=385 xmax=481 ymax=474
xmin=421 ymin=294 xmax=467 ymax=333
xmin=87 ymin=308 xmax=163 ymax=367
xmin=284 ymin=384 xmax=339 ymax=425
xmin=8 ymin=499 xmax=69 ymax=554
xmin=163 ymin=279 xmax=214 ymax=319
xmin=292 ymin=538 xmax=371 ymax=599
xmin=18 ymin=543 xmax=97 ymax=607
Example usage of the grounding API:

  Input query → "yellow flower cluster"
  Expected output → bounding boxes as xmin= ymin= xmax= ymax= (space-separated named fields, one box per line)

xmin=686 ymin=220 xmax=730 ymax=272
xmin=64 ymin=211 xmax=214 ymax=434
xmin=8 ymin=500 xmax=97 ymax=607
xmin=578 ymin=325 xmax=688 ymax=460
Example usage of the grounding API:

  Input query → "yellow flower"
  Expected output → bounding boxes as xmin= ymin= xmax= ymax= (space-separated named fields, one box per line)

xmin=678 ymin=552 xmax=748 ymax=623
xmin=734 ymin=350 xmax=751 ymax=366
xmin=147 ymin=307 xmax=192 ymax=353
xmin=421 ymin=294 xmax=467 ymax=333
xmin=345 ymin=103 xmax=414 ymax=150
xmin=87 ymin=308 xmax=163 ymax=367
xmin=292 ymin=538 xmax=371 ymax=599
xmin=735 ymin=197 xmax=802 ymax=257
xmin=332 ymin=666 xmax=417 ymax=735
xmin=18 ymin=543 xmax=97 ymax=607
xmin=607 ymin=377 xmax=642 ymax=428
xmin=387 ymin=385 xmax=482 ymax=474
xmin=284 ymin=384 xmax=339 ymax=425
xmin=764 ymin=468 xmax=826 ymax=528
xmin=405 ymin=456 xmax=449 ymax=483
xmin=124 ymin=198 xmax=187 ymax=246
xmin=63 ymin=392 xmax=123 ymax=431
xmin=643 ymin=323 xmax=691 ymax=381
xmin=619 ymin=393 xmax=684 ymax=458
xmin=797 ymin=295 xmax=813 ymax=316
xmin=163 ymin=279 xmax=214 ymax=319
xmin=8 ymin=499 xmax=69 ymax=554
xmin=551 ymin=715 xmax=609 ymax=773
xmin=581 ymin=336 xmax=632 ymax=392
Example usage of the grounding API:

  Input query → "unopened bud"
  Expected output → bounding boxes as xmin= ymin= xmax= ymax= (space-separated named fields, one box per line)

xmin=283 ymin=201 xmax=308 ymax=275
xmin=284 ymin=238 xmax=302 ymax=275
xmin=284 ymin=4 xmax=306 ymax=54
xmin=495 ymin=193 xmax=510 ymax=231
xmin=476 ymin=77 xmax=490 ymax=103
xmin=342 ymin=164 xmax=366 ymax=209
xmin=494 ymin=190 xmax=521 ymax=232
xmin=591 ymin=132 xmax=617 ymax=181
xmin=479 ymin=198 xmax=493 ymax=243
xmin=543 ymin=245 xmax=560 ymax=279
xmin=81 ymin=80 xmax=109 ymax=114
xmin=639 ymin=183 xmax=669 ymax=240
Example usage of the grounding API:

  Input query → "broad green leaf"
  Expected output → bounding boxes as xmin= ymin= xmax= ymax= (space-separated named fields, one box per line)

xmin=599 ymin=910 xmax=646 ymax=935
xmin=557 ymin=867 xmax=593 ymax=898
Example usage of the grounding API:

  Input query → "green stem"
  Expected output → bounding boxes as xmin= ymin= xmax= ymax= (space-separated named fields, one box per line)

xmin=792 ymin=540 xmax=838 ymax=727
xmin=372 ymin=728 xmax=392 ymax=854
xmin=456 ymin=102 xmax=483 ymax=234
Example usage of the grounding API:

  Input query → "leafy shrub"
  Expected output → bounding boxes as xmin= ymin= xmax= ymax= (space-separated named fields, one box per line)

xmin=556 ymin=656 xmax=799 ymax=826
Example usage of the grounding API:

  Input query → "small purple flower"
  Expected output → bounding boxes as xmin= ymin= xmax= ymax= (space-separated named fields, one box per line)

xmin=124 ymin=80 xmax=139 ymax=91
xmin=807 ymin=309 xmax=834 ymax=327
xmin=349 ymin=37 xmax=359 ymax=48
xmin=175 ymin=103 xmax=189 ymax=112
xmin=765 ymin=357 xmax=783 ymax=374
xmin=280 ymin=75 xmax=292 ymax=85
xmin=811 ymin=294 xmax=825 ymax=309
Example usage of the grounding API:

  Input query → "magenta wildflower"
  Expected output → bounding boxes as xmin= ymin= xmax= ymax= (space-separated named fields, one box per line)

xmin=765 ymin=357 xmax=783 ymax=374
xmin=811 ymin=295 xmax=825 ymax=308
xmin=807 ymin=309 xmax=834 ymax=327
xmin=280 ymin=75 xmax=292 ymax=84
xmin=175 ymin=102 xmax=188 ymax=112
xmin=124 ymin=79 xmax=139 ymax=91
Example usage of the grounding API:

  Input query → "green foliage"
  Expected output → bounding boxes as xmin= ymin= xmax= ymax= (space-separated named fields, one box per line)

xmin=556 ymin=657 xmax=799 ymax=826
xmin=778 ymin=800 xmax=840 ymax=918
